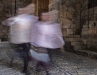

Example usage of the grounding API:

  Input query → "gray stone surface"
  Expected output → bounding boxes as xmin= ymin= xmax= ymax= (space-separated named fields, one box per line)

xmin=0 ymin=48 xmax=97 ymax=75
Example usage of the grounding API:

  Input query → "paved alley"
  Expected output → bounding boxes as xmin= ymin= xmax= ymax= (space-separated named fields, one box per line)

xmin=0 ymin=48 xmax=97 ymax=75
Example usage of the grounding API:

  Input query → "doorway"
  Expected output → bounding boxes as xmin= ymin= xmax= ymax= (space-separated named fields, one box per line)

xmin=33 ymin=0 xmax=49 ymax=17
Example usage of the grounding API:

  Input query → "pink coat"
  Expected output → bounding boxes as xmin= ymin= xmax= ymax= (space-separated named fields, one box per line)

xmin=31 ymin=22 xmax=65 ymax=49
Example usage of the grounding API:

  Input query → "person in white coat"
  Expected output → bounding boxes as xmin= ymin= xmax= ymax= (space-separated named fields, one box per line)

xmin=2 ymin=3 xmax=38 ymax=74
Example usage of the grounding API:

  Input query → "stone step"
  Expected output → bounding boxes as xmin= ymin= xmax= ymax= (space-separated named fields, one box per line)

xmin=64 ymin=37 xmax=82 ymax=42
xmin=83 ymin=25 xmax=88 ymax=28
xmin=63 ymin=25 xmax=70 ymax=28
xmin=82 ymin=28 xmax=88 ymax=35
xmin=86 ymin=21 xmax=97 ymax=25
xmin=73 ymin=50 xmax=97 ymax=59
xmin=82 ymin=26 xmax=96 ymax=30
xmin=67 ymin=29 xmax=74 ymax=35
xmin=0 ymin=42 xmax=10 ymax=48
xmin=66 ymin=49 xmax=97 ymax=59
xmin=90 ymin=17 xmax=97 ymax=21
xmin=82 ymin=24 xmax=96 ymax=28
xmin=73 ymin=44 xmax=87 ymax=50
xmin=83 ymin=23 xmax=97 ymax=28
xmin=71 ymin=41 xmax=84 ymax=46
xmin=68 ymin=35 xmax=80 ymax=38
xmin=82 ymin=27 xmax=97 ymax=35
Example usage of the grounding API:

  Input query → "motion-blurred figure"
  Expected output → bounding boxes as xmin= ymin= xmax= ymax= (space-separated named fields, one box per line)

xmin=30 ymin=10 xmax=65 ymax=75
xmin=2 ymin=3 xmax=38 ymax=74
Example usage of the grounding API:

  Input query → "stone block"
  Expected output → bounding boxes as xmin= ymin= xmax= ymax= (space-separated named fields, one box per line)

xmin=88 ymin=28 xmax=93 ymax=34
xmin=87 ymin=27 xmax=96 ymax=34
xmin=6 ymin=14 xmax=10 ymax=17
xmin=0 ymin=42 xmax=10 ymax=48
xmin=63 ymin=12 xmax=67 ymax=18
xmin=71 ymin=41 xmax=84 ymax=46
xmin=62 ymin=19 xmax=72 ymax=28
xmin=82 ymin=31 xmax=88 ymax=35
xmin=67 ymin=28 xmax=74 ymax=35
xmin=82 ymin=39 xmax=87 ymax=44
xmin=86 ymin=21 xmax=97 ymax=25
xmin=63 ymin=28 xmax=67 ymax=36
xmin=68 ymin=35 xmax=80 ymax=38
xmin=73 ymin=44 xmax=87 ymax=50
xmin=64 ymin=38 xmax=69 ymax=41
xmin=63 ymin=24 xmax=70 ymax=28
xmin=2 ymin=30 xmax=7 ymax=33
xmin=83 ymin=25 xmax=88 ymax=28
xmin=70 ymin=38 xmax=81 ymax=42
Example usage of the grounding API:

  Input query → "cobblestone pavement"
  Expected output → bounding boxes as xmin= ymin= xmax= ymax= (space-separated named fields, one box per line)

xmin=0 ymin=48 xmax=97 ymax=75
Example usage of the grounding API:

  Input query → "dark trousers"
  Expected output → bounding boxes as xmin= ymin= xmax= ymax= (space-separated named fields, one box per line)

xmin=35 ymin=48 xmax=51 ymax=72
xmin=17 ymin=43 xmax=30 ymax=73
xmin=36 ymin=61 xmax=50 ymax=72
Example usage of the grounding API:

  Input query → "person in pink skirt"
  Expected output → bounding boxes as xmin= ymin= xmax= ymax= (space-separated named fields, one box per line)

xmin=30 ymin=10 xmax=65 ymax=75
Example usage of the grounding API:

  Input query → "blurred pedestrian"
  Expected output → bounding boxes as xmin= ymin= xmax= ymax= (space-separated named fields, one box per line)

xmin=30 ymin=10 xmax=65 ymax=75
xmin=2 ymin=3 xmax=38 ymax=74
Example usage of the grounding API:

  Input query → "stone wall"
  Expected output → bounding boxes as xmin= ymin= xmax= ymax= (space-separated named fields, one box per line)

xmin=84 ymin=7 xmax=97 ymax=21
xmin=81 ymin=1 xmax=97 ymax=51
xmin=49 ymin=0 xmax=61 ymax=23
xmin=82 ymin=23 xmax=97 ymax=51
xmin=49 ymin=0 xmax=88 ymax=37
xmin=0 ymin=0 xmax=32 ymax=41
xmin=49 ymin=0 xmax=97 ymax=51
xmin=82 ymin=7 xmax=97 ymax=51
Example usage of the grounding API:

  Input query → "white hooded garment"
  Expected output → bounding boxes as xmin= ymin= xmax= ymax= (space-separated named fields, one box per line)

xmin=2 ymin=14 xmax=38 ymax=44
xmin=31 ymin=22 xmax=65 ymax=49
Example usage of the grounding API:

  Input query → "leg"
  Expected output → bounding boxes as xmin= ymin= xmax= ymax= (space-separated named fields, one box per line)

xmin=23 ymin=43 xmax=31 ymax=62
xmin=38 ymin=61 xmax=50 ymax=75
xmin=35 ymin=62 xmax=42 ymax=72
xmin=47 ymin=48 xmax=52 ymax=62
xmin=42 ymin=62 xmax=50 ymax=75
xmin=9 ymin=57 xmax=14 ymax=68
xmin=18 ymin=43 xmax=30 ymax=73
xmin=22 ymin=52 xmax=28 ymax=73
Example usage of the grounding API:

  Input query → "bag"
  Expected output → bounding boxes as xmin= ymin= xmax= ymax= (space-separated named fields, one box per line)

xmin=29 ymin=49 xmax=50 ymax=62
xmin=31 ymin=45 xmax=48 ymax=53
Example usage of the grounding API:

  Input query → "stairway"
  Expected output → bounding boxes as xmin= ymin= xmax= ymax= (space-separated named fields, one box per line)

xmin=64 ymin=35 xmax=87 ymax=51
xmin=64 ymin=34 xmax=97 ymax=59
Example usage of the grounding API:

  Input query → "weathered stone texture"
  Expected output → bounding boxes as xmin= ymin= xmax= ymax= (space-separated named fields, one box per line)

xmin=49 ymin=0 xmax=97 ymax=53
xmin=82 ymin=25 xmax=97 ymax=50
xmin=49 ymin=0 xmax=89 ymax=37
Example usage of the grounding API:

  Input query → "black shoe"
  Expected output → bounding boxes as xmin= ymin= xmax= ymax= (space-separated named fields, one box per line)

xmin=23 ymin=69 xmax=27 ymax=73
xmin=25 ymin=72 xmax=31 ymax=75
xmin=35 ymin=69 xmax=41 ymax=72
xmin=46 ymin=71 xmax=50 ymax=75
xmin=22 ymin=70 xmax=31 ymax=75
